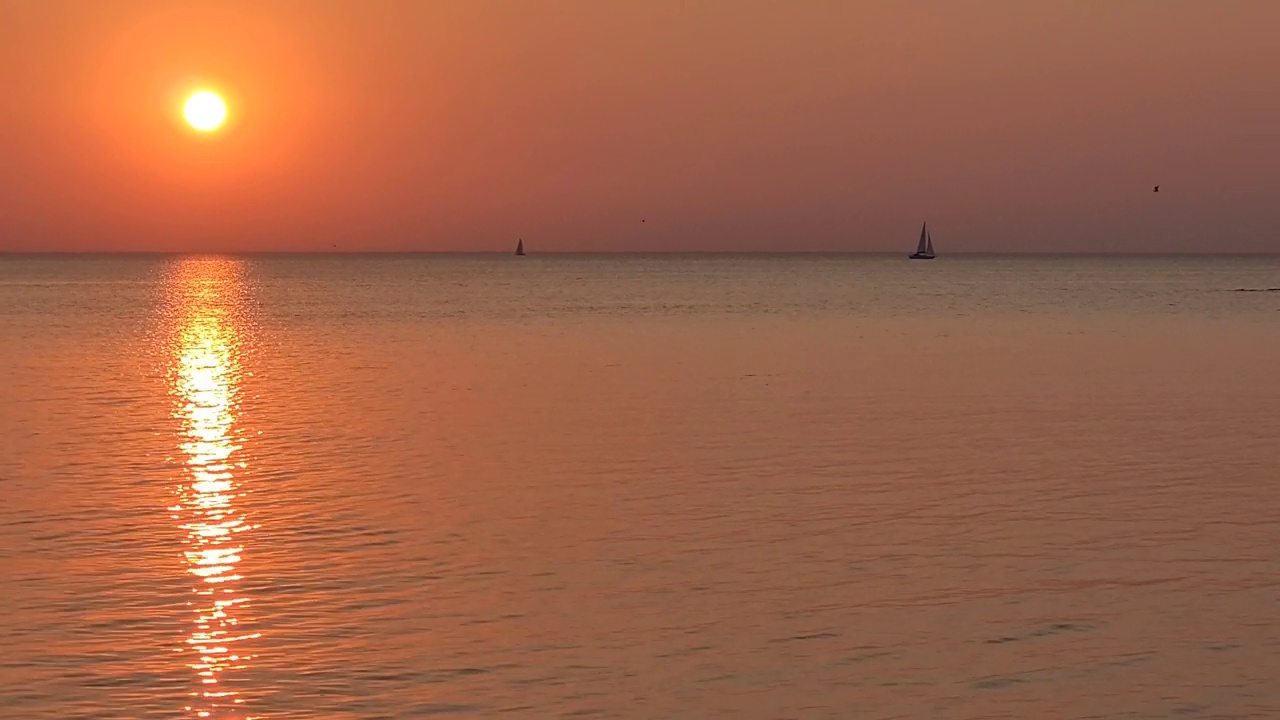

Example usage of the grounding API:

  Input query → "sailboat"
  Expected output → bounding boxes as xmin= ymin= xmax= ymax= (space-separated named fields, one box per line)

xmin=515 ymin=238 xmax=525 ymax=256
xmin=908 ymin=222 xmax=935 ymax=260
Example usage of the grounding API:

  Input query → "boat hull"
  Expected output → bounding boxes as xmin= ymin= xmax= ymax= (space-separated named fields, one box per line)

xmin=908 ymin=253 xmax=935 ymax=260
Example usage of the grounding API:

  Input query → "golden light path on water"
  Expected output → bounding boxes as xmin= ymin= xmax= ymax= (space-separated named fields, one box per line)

xmin=167 ymin=258 xmax=260 ymax=719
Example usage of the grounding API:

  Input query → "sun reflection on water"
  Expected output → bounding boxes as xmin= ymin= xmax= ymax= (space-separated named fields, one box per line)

xmin=166 ymin=258 xmax=260 ymax=719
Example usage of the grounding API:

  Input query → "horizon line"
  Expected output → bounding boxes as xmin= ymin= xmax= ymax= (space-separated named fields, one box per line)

xmin=1 ymin=250 xmax=1277 ymax=258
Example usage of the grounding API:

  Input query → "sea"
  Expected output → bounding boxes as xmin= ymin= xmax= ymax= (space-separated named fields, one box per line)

xmin=1 ymin=253 xmax=1278 ymax=719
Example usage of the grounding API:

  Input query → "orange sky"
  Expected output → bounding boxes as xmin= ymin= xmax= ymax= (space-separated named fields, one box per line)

xmin=0 ymin=0 xmax=1275 ymax=252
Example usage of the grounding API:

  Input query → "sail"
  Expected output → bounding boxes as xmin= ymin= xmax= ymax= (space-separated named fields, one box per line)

xmin=916 ymin=222 xmax=929 ymax=255
xmin=515 ymin=239 xmax=524 ymax=255
xmin=925 ymin=231 xmax=934 ymax=256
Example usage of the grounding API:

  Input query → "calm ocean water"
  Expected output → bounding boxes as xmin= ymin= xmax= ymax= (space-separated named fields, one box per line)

xmin=1 ymin=253 xmax=1278 ymax=719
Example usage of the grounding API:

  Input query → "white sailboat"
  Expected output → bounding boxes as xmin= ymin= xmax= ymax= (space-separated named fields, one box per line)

xmin=909 ymin=222 xmax=935 ymax=260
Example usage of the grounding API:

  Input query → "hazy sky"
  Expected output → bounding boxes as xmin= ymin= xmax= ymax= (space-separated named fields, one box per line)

xmin=0 ymin=0 xmax=1276 ymax=252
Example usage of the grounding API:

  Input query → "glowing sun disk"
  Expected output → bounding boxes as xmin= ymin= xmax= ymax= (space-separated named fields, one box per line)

xmin=184 ymin=91 xmax=227 ymax=132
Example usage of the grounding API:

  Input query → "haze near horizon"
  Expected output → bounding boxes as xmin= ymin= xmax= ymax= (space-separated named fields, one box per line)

xmin=0 ymin=0 xmax=1275 ymax=253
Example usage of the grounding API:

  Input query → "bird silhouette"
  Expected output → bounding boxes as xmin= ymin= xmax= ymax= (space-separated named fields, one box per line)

xmin=1153 ymin=185 xmax=1159 ymax=192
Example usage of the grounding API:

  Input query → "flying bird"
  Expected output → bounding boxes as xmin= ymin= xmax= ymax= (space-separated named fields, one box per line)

xmin=1154 ymin=185 xmax=1159 ymax=192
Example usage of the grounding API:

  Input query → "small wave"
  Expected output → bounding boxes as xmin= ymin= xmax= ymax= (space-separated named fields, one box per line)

xmin=1233 ymin=287 xmax=1280 ymax=292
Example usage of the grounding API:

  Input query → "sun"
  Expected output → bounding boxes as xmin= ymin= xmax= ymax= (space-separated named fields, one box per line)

xmin=183 ymin=91 xmax=227 ymax=132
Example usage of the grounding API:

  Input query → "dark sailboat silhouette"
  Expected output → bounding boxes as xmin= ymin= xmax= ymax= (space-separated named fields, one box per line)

xmin=515 ymin=238 xmax=525 ymax=256
xmin=908 ymin=222 xmax=936 ymax=260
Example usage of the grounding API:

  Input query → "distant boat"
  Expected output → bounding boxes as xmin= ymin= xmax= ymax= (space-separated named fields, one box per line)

xmin=909 ymin=222 xmax=936 ymax=260
xmin=515 ymin=238 xmax=525 ymax=256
